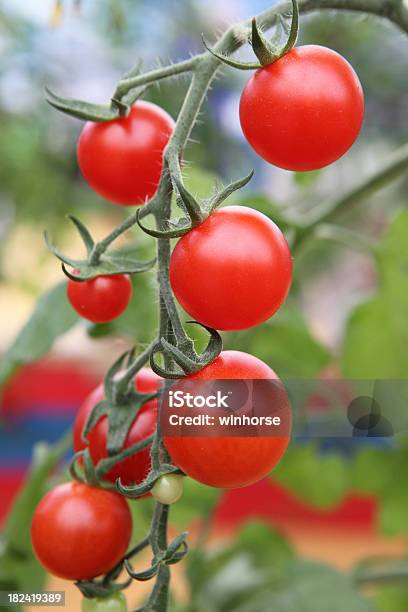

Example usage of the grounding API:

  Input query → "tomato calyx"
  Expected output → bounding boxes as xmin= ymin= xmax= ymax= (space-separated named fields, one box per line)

xmin=136 ymin=171 xmax=254 ymax=240
xmin=203 ymin=0 xmax=299 ymax=70
xmin=45 ymin=214 xmax=155 ymax=281
xmin=71 ymin=346 xmax=161 ymax=487
xmin=125 ymin=531 xmax=188 ymax=581
xmin=76 ymin=578 xmax=130 ymax=602
xmin=46 ymin=77 xmax=151 ymax=123
xmin=149 ymin=321 xmax=222 ymax=380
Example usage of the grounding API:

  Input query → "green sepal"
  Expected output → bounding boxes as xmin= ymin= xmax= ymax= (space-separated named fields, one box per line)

xmin=206 ymin=170 xmax=254 ymax=213
xmin=137 ymin=171 xmax=254 ymax=240
xmin=251 ymin=17 xmax=280 ymax=65
xmin=202 ymin=0 xmax=299 ymax=71
xmin=45 ymin=88 xmax=120 ymax=122
xmin=136 ymin=208 xmax=193 ymax=239
xmin=96 ymin=435 xmax=154 ymax=479
xmin=76 ymin=578 xmax=131 ymax=599
xmin=173 ymin=178 xmax=205 ymax=224
xmin=116 ymin=463 xmax=182 ymax=498
xmin=125 ymin=559 xmax=160 ymax=581
xmin=45 ymin=230 xmax=155 ymax=280
xmin=186 ymin=321 xmax=223 ymax=365
xmin=163 ymin=532 xmax=189 ymax=564
xmin=149 ymin=323 xmax=222 ymax=379
xmin=67 ymin=215 xmax=95 ymax=254
xmin=82 ymin=448 xmax=100 ymax=486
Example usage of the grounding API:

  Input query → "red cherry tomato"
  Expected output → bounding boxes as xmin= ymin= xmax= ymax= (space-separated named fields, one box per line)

xmin=169 ymin=206 xmax=292 ymax=331
xmin=73 ymin=368 xmax=161 ymax=486
xmin=67 ymin=273 xmax=132 ymax=323
xmin=163 ymin=351 xmax=291 ymax=488
xmin=239 ymin=45 xmax=364 ymax=171
xmin=31 ymin=482 xmax=132 ymax=580
xmin=77 ymin=101 xmax=175 ymax=206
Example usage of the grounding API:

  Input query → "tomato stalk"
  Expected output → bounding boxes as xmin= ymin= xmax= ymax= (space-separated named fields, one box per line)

xmin=42 ymin=0 xmax=408 ymax=609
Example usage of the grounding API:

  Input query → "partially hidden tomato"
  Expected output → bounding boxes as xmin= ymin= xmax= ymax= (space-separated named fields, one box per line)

xmin=73 ymin=368 xmax=161 ymax=486
xmin=169 ymin=206 xmax=292 ymax=331
xmin=163 ymin=351 xmax=291 ymax=488
xmin=239 ymin=45 xmax=364 ymax=171
xmin=82 ymin=592 xmax=127 ymax=612
xmin=78 ymin=101 xmax=175 ymax=206
xmin=31 ymin=482 xmax=132 ymax=580
xmin=67 ymin=273 xmax=132 ymax=323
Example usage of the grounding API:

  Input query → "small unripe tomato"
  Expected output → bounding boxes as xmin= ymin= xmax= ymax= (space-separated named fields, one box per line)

xmin=151 ymin=474 xmax=184 ymax=505
xmin=82 ymin=592 xmax=127 ymax=612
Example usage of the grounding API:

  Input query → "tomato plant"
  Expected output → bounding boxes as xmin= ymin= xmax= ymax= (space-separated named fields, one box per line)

xmin=73 ymin=368 xmax=161 ymax=486
xmin=169 ymin=206 xmax=292 ymax=331
xmin=67 ymin=273 xmax=133 ymax=323
xmin=3 ymin=0 xmax=404 ymax=608
xmin=77 ymin=101 xmax=175 ymax=206
xmin=31 ymin=482 xmax=132 ymax=580
xmin=163 ymin=351 xmax=292 ymax=488
xmin=239 ymin=45 xmax=364 ymax=171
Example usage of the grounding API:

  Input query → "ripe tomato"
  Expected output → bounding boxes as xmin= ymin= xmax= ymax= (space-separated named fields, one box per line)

xmin=239 ymin=45 xmax=364 ymax=171
xmin=67 ymin=273 xmax=132 ymax=323
xmin=31 ymin=482 xmax=132 ymax=580
xmin=169 ymin=206 xmax=292 ymax=331
xmin=163 ymin=351 xmax=291 ymax=488
xmin=77 ymin=101 xmax=175 ymax=206
xmin=73 ymin=368 xmax=161 ymax=486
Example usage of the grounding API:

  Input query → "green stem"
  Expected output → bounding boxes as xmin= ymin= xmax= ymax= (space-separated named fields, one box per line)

xmin=293 ymin=142 xmax=408 ymax=253
xmin=313 ymin=223 xmax=378 ymax=254
xmin=114 ymin=56 xmax=202 ymax=99
xmin=303 ymin=142 xmax=408 ymax=228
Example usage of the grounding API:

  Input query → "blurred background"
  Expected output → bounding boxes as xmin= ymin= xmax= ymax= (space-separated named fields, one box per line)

xmin=0 ymin=0 xmax=408 ymax=610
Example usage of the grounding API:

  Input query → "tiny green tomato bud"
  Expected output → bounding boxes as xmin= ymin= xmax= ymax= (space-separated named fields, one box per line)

xmin=81 ymin=591 xmax=127 ymax=611
xmin=151 ymin=474 xmax=184 ymax=505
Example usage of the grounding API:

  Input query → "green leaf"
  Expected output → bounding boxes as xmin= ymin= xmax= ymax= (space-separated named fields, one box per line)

xmin=227 ymin=305 xmax=331 ymax=378
xmin=349 ymin=446 xmax=395 ymax=495
xmin=0 ymin=282 xmax=79 ymax=388
xmin=379 ymin=481 xmax=408 ymax=536
xmin=376 ymin=586 xmax=408 ymax=612
xmin=234 ymin=561 xmax=376 ymax=612
xmin=273 ymin=443 xmax=349 ymax=508
xmin=342 ymin=210 xmax=408 ymax=377
xmin=232 ymin=521 xmax=293 ymax=569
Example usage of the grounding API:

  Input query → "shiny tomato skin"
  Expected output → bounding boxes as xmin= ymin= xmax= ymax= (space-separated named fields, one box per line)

xmin=163 ymin=351 xmax=291 ymax=488
xmin=239 ymin=45 xmax=364 ymax=171
xmin=31 ymin=482 xmax=132 ymax=581
xmin=67 ymin=273 xmax=132 ymax=323
xmin=73 ymin=368 xmax=161 ymax=486
xmin=169 ymin=206 xmax=292 ymax=331
xmin=78 ymin=101 xmax=175 ymax=206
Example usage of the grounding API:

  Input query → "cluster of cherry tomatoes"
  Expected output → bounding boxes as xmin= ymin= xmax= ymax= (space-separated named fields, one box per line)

xmin=32 ymin=41 xmax=364 ymax=590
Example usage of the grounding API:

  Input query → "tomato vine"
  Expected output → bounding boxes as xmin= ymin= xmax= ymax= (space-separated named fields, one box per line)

xmin=28 ymin=0 xmax=408 ymax=610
